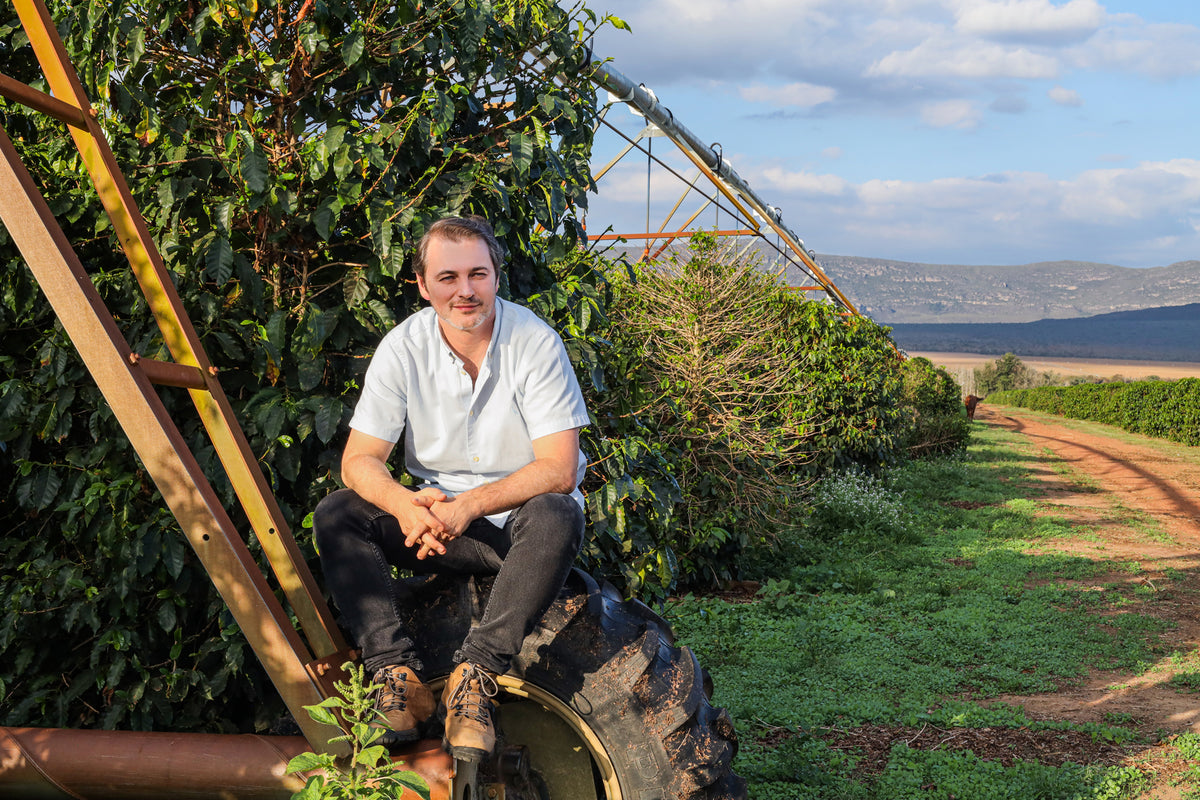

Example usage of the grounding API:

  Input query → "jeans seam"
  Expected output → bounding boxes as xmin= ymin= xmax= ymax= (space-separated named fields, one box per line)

xmin=365 ymin=520 xmax=408 ymax=633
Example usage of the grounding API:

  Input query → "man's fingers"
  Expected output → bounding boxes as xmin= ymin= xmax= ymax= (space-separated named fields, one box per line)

xmin=415 ymin=531 xmax=445 ymax=560
xmin=410 ymin=489 xmax=448 ymax=507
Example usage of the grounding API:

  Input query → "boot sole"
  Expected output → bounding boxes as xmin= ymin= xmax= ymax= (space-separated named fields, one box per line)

xmin=374 ymin=722 xmax=424 ymax=744
xmin=443 ymin=740 xmax=491 ymax=762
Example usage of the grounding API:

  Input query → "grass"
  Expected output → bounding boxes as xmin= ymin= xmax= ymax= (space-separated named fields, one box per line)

xmin=667 ymin=423 xmax=1187 ymax=799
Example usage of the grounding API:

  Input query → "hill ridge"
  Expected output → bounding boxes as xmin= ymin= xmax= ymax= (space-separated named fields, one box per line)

xmin=888 ymin=302 xmax=1200 ymax=363
xmin=796 ymin=256 xmax=1200 ymax=324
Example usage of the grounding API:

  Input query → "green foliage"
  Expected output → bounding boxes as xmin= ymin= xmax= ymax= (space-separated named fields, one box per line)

xmin=552 ymin=236 xmax=909 ymax=596
xmin=1166 ymin=733 xmax=1200 ymax=799
xmin=790 ymin=301 xmax=907 ymax=475
xmin=875 ymin=746 xmax=1147 ymax=800
xmin=674 ymin=424 xmax=1163 ymax=798
xmin=605 ymin=236 xmax=821 ymax=589
xmin=525 ymin=247 xmax=685 ymax=600
xmin=901 ymin=357 xmax=963 ymax=417
xmin=0 ymin=0 xmax=621 ymax=733
xmin=529 ymin=237 xmax=911 ymax=599
xmin=805 ymin=470 xmax=917 ymax=549
xmin=975 ymin=352 xmax=1037 ymax=394
xmin=286 ymin=662 xmax=430 ymax=800
xmin=899 ymin=356 xmax=971 ymax=457
xmin=991 ymin=378 xmax=1200 ymax=446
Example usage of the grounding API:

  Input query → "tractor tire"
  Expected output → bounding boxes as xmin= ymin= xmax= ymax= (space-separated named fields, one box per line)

xmin=396 ymin=567 xmax=746 ymax=800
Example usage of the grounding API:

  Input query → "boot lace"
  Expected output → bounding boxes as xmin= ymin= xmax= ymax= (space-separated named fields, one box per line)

xmin=447 ymin=664 xmax=498 ymax=723
xmin=373 ymin=665 xmax=413 ymax=713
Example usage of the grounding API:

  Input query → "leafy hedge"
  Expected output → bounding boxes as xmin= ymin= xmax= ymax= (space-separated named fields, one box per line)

xmin=0 ymin=0 xmax=620 ymax=734
xmin=0 ymin=0 xmax=918 ymax=735
xmin=526 ymin=237 xmax=910 ymax=598
xmin=990 ymin=379 xmax=1200 ymax=446
xmin=899 ymin=356 xmax=971 ymax=457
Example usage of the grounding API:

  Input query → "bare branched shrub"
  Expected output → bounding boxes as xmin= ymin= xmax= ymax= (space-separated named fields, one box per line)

xmin=611 ymin=235 xmax=817 ymax=557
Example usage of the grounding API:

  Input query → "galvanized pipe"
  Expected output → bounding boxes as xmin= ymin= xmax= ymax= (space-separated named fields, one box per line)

xmin=0 ymin=727 xmax=451 ymax=800
xmin=587 ymin=54 xmax=860 ymax=312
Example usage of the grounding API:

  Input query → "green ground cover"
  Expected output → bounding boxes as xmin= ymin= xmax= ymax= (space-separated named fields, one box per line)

xmin=666 ymin=424 xmax=1197 ymax=799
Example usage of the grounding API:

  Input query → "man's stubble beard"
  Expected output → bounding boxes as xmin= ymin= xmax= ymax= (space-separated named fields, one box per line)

xmin=438 ymin=300 xmax=495 ymax=333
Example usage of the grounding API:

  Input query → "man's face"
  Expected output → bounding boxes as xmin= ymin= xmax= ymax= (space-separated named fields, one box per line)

xmin=416 ymin=235 xmax=500 ymax=334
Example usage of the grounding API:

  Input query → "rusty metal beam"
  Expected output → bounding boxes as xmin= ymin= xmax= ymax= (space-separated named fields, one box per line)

xmin=0 ymin=71 xmax=88 ymax=127
xmin=592 ymin=228 xmax=756 ymax=241
xmin=0 ymin=727 xmax=451 ymax=800
xmin=129 ymin=354 xmax=211 ymax=390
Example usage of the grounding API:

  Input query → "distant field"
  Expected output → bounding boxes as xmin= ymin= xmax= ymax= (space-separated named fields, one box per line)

xmin=911 ymin=351 xmax=1200 ymax=382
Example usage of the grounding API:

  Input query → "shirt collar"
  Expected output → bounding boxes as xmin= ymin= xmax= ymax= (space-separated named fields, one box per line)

xmin=431 ymin=296 xmax=506 ymax=367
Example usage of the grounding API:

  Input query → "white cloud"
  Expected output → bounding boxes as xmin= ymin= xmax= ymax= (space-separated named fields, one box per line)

xmin=868 ymin=37 xmax=1059 ymax=78
xmin=586 ymin=157 xmax=1200 ymax=266
xmin=954 ymin=0 xmax=1105 ymax=44
xmin=1072 ymin=20 xmax=1200 ymax=79
xmin=1060 ymin=159 xmax=1200 ymax=222
xmin=921 ymin=99 xmax=983 ymax=128
xmin=739 ymin=82 xmax=838 ymax=107
xmin=594 ymin=1 xmax=1200 ymax=118
xmin=1048 ymin=85 xmax=1082 ymax=106
xmin=584 ymin=2 xmax=1200 ymax=267
xmin=755 ymin=165 xmax=852 ymax=196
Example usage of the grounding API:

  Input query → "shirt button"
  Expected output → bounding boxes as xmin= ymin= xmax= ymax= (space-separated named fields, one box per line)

xmin=472 ymin=456 xmax=480 ymax=462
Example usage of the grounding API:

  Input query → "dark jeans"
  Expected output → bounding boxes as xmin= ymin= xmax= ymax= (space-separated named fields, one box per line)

xmin=313 ymin=488 xmax=584 ymax=676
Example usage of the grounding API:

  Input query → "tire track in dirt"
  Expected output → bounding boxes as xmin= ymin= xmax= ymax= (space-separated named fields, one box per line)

xmin=977 ymin=404 xmax=1200 ymax=741
xmin=985 ymin=407 xmax=1200 ymax=543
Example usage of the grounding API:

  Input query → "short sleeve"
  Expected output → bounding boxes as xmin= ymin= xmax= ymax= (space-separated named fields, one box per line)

xmin=519 ymin=330 xmax=590 ymax=441
xmin=348 ymin=335 xmax=409 ymax=443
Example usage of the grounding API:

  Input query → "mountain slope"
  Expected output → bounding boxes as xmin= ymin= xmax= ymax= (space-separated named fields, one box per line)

xmin=887 ymin=303 xmax=1200 ymax=363
xmin=800 ymin=256 xmax=1200 ymax=324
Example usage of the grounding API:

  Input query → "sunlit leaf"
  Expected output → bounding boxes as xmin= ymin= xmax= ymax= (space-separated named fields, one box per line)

xmin=342 ymin=28 xmax=364 ymax=66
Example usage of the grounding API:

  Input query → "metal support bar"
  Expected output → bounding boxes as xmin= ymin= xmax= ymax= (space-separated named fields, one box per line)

xmin=591 ymin=228 xmax=756 ymax=241
xmin=0 ymin=727 xmax=452 ymax=799
xmin=0 ymin=72 xmax=88 ymax=128
xmin=649 ymin=198 xmax=716 ymax=261
xmin=129 ymin=354 xmax=210 ymax=390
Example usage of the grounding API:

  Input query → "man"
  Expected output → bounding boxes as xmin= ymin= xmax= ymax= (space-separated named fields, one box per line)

xmin=313 ymin=216 xmax=589 ymax=762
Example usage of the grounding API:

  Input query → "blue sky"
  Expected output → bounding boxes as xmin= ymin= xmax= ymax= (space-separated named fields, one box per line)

xmin=583 ymin=0 xmax=1200 ymax=268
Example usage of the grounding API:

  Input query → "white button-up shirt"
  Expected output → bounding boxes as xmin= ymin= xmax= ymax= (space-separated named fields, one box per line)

xmin=349 ymin=298 xmax=590 ymax=525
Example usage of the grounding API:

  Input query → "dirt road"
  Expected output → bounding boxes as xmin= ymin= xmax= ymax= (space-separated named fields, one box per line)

xmin=978 ymin=404 xmax=1200 ymax=746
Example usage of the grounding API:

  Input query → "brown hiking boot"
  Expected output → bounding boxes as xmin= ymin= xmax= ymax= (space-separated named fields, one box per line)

xmin=441 ymin=662 xmax=499 ymax=761
xmin=371 ymin=664 xmax=434 ymax=740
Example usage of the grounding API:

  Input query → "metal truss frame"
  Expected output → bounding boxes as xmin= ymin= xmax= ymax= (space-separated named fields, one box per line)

xmin=585 ymin=56 xmax=859 ymax=311
xmin=0 ymin=0 xmax=350 ymax=754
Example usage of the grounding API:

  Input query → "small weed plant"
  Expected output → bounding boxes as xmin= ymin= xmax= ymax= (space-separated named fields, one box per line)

xmin=807 ymin=469 xmax=916 ymax=548
xmin=1168 ymin=733 xmax=1200 ymax=798
xmin=286 ymin=662 xmax=430 ymax=800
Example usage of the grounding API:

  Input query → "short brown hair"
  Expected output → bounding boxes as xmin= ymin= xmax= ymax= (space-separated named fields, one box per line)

xmin=412 ymin=216 xmax=504 ymax=279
